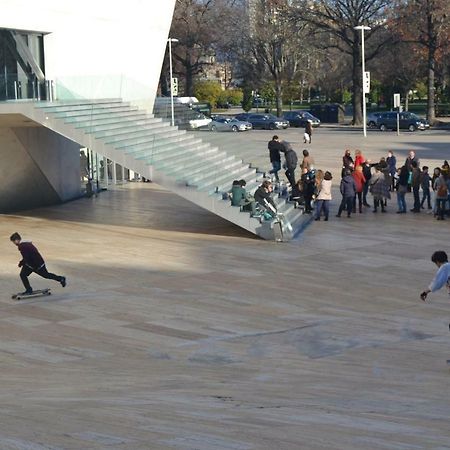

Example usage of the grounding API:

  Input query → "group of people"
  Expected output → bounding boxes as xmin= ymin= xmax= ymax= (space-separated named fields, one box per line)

xmin=333 ymin=149 xmax=450 ymax=221
xmin=228 ymin=135 xmax=450 ymax=225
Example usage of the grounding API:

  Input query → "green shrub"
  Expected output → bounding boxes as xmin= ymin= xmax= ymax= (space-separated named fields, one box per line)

xmin=193 ymin=81 xmax=222 ymax=107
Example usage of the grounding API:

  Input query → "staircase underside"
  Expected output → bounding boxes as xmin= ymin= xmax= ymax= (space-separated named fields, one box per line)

xmin=0 ymin=99 xmax=311 ymax=240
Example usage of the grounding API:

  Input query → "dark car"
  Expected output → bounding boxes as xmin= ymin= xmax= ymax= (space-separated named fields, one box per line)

xmin=235 ymin=113 xmax=251 ymax=121
xmin=244 ymin=113 xmax=290 ymax=130
xmin=376 ymin=111 xmax=429 ymax=132
xmin=283 ymin=110 xmax=321 ymax=128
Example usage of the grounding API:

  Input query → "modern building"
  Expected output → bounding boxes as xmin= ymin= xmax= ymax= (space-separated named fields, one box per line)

xmin=0 ymin=0 xmax=306 ymax=241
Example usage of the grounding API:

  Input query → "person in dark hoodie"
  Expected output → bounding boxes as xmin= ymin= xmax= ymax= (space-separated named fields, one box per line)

xmin=336 ymin=169 xmax=357 ymax=218
xmin=267 ymin=135 xmax=283 ymax=182
xmin=282 ymin=142 xmax=298 ymax=189
xmin=254 ymin=180 xmax=277 ymax=217
xmin=10 ymin=232 xmax=66 ymax=295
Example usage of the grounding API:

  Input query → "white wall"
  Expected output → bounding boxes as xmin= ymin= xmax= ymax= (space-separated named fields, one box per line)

xmin=0 ymin=0 xmax=176 ymax=110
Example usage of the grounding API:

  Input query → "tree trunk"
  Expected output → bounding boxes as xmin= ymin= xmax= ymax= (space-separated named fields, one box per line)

xmin=427 ymin=46 xmax=436 ymax=124
xmin=275 ymin=77 xmax=283 ymax=117
xmin=352 ymin=40 xmax=363 ymax=126
xmin=404 ymin=87 xmax=409 ymax=111
xmin=185 ymin=67 xmax=194 ymax=96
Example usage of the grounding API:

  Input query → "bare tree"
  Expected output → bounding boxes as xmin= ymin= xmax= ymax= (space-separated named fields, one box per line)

xmin=394 ymin=0 xmax=450 ymax=123
xmin=243 ymin=0 xmax=308 ymax=116
xmin=169 ymin=0 xmax=236 ymax=95
xmin=293 ymin=0 xmax=392 ymax=125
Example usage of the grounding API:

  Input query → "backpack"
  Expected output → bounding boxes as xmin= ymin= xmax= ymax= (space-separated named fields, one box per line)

xmin=437 ymin=181 xmax=448 ymax=198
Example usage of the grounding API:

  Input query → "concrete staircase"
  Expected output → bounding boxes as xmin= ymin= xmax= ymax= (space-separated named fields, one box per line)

xmin=1 ymin=99 xmax=310 ymax=240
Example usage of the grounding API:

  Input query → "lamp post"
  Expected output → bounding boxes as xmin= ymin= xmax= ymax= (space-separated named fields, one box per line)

xmin=167 ymin=38 xmax=179 ymax=127
xmin=354 ymin=25 xmax=371 ymax=137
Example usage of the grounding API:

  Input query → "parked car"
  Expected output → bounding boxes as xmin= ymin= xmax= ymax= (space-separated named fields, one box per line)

xmin=376 ymin=111 xmax=429 ymax=132
xmin=283 ymin=110 xmax=321 ymax=128
xmin=367 ymin=112 xmax=384 ymax=128
xmin=188 ymin=113 xmax=212 ymax=130
xmin=208 ymin=116 xmax=252 ymax=132
xmin=235 ymin=113 xmax=251 ymax=121
xmin=243 ymin=113 xmax=290 ymax=130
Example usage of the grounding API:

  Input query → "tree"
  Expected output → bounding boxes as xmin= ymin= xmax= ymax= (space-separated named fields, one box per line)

xmin=193 ymin=80 xmax=222 ymax=106
xmin=394 ymin=0 xmax=450 ymax=123
xmin=246 ymin=0 xmax=308 ymax=117
xmin=293 ymin=0 xmax=392 ymax=125
xmin=169 ymin=0 xmax=236 ymax=96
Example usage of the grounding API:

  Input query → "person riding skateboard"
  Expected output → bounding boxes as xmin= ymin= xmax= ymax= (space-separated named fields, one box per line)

xmin=10 ymin=232 xmax=67 ymax=295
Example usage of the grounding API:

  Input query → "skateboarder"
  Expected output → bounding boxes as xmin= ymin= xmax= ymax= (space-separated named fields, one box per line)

xmin=420 ymin=251 xmax=450 ymax=301
xmin=10 ymin=232 xmax=66 ymax=295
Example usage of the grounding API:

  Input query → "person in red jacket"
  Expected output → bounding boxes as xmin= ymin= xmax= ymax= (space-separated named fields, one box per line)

xmin=354 ymin=149 xmax=365 ymax=169
xmin=352 ymin=165 xmax=366 ymax=213
xmin=10 ymin=232 xmax=66 ymax=295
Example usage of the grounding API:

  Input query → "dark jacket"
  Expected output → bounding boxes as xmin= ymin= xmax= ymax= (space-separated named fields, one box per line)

xmin=340 ymin=175 xmax=357 ymax=197
xmin=405 ymin=156 xmax=419 ymax=172
xmin=421 ymin=173 xmax=431 ymax=190
xmin=362 ymin=164 xmax=372 ymax=182
xmin=411 ymin=167 xmax=421 ymax=189
xmin=254 ymin=186 xmax=276 ymax=210
xmin=387 ymin=156 xmax=397 ymax=176
xmin=285 ymin=149 xmax=298 ymax=170
xmin=18 ymin=241 xmax=45 ymax=270
xmin=268 ymin=139 xmax=283 ymax=163
xmin=305 ymin=122 xmax=313 ymax=135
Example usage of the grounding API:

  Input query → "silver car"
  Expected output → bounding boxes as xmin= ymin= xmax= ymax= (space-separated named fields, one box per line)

xmin=208 ymin=116 xmax=252 ymax=132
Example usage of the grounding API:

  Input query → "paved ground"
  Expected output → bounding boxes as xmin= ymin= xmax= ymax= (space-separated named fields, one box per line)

xmin=0 ymin=127 xmax=449 ymax=449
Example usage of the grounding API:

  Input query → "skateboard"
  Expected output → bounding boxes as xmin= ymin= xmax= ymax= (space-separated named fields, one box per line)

xmin=12 ymin=288 xmax=51 ymax=300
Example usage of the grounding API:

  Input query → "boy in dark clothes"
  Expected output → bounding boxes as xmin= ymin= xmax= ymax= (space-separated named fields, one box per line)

xmin=10 ymin=232 xmax=66 ymax=295
xmin=420 ymin=166 xmax=432 ymax=209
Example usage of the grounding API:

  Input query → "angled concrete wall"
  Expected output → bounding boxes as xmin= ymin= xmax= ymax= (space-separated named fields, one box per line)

xmin=0 ymin=126 xmax=81 ymax=212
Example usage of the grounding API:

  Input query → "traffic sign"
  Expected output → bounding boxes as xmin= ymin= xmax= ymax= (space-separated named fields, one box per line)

xmin=363 ymin=71 xmax=370 ymax=94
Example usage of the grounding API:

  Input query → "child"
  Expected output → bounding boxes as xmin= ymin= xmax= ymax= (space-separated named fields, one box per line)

xmin=10 ymin=232 xmax=67 ymax=295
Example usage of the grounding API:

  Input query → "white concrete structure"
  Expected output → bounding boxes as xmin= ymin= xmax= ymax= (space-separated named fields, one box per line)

xmin=0 ymin=0 xmax=176 ymax=109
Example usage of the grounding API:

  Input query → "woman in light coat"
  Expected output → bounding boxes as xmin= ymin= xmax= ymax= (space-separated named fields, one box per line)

xmin=314 ymin=171 xmax=333 ymax=221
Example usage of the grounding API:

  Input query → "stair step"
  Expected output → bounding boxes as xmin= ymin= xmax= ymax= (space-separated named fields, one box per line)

xmin=110 ymin=129 xmax=186 ymax=148
xmin=51 ymin=106 xmax=138 ymax=118
xmin=151 ymin=146 xmax=221 ymax=166
xmin=183 ymin=158 xmax=241 ymax=185
xmin=196 ymin=166 xmax=253 ymax=191
xmin=66 ymin=112 xmax=150 ymax=126
xmin=146 ymin=147 xmax=221 ymax=168
xmin=172 ymin=154 xmax=235 ymax=179
xmin=41 ymin=102 xmax=130 ymax=113
xmin=103 ymin=124 xmax=173 ymax=145
xmin=38 ymin=99 xmax=123 ymax=108
xmin=129 ymin=141 xmax=209 ymax=160
xmin=87 ymin=120 xmax=168 ymax=137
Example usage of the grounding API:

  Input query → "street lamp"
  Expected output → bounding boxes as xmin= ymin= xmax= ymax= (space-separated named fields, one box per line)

xmin=354 ymin=25 xmax=371 ymax=137
xmin=167 ymin=38 xmax=179 ymax=127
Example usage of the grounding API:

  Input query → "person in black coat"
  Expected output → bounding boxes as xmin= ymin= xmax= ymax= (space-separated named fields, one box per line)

xmin=282 ymin=142 xmax=298 ymax=188
xmin=254 ymin=180 xmax=277 ymax=216
xmin=267 ymin=135 xmax=283 ymax=182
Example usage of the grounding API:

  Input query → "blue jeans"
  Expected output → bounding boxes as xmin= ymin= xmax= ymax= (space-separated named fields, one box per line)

xmin=397 ymin=191 xmax=406 ymax=212
xmin=269 ymin=161 xmax=281 ymax=181
xmin=315 ymin=199 xmax=329 ymax=219
xmin=421 ymin=189 xmax=431 ymax=208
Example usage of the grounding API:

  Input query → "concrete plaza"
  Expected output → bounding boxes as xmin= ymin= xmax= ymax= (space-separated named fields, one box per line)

xmin=0 ymin=127 xmax=449 ymax=449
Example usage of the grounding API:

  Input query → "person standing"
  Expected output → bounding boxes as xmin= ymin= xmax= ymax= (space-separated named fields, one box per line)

xmin=283 ymin=142 xmax=298 ymax=189
xmin=354 ymin=149 xmax=364 ymax=169
xmin=301 ymin=149 xmax=315 ymax=171
xmin=314 ymin=171 xmax=332 ymax=221
xmin=396 ymin=165 xmax=409 ymax=213
xmin=420 ymin=166 xmax=432 ymax=210
xmin=267 ymin=135 xmax=283 ymax=182
xmin=362 ymin=160 xmax=372 ymax=207
xmin=342 ymin=149 xmax=354 ymax=178
xmin=10 ymin=232 xmax=67 ymax=295
xmin=386 ymin=150 xmax=397 ymax=191
xmin=370 ymin=165 xmax=390 ymax=213
xmin=434 ymin=172 xmax=449 ymax=220
xmin=304 ymin=120 xmax=313 ymax=144
xmin=301 ymin=168 xmax=315 ymax=214
xmin=410 ymin=161 xmax=422 ymax=213
xmin=336 ymin=169 xmax=357 ymax=218
xmin=352 ymin=165 xmax=366 ymax=213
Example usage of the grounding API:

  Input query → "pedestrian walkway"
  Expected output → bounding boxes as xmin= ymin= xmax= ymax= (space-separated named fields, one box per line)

xmin=0 ymin=182 xmax=449 ymax=449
